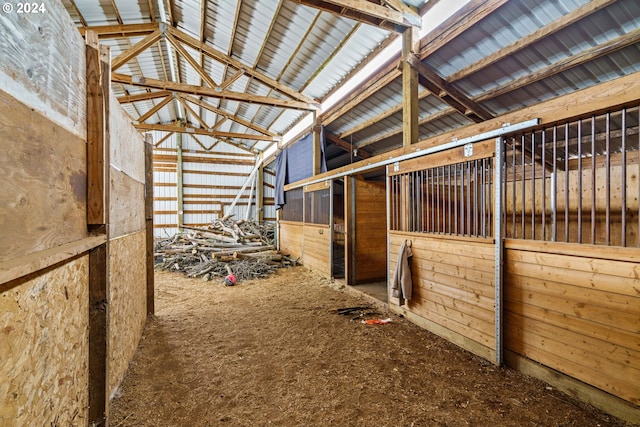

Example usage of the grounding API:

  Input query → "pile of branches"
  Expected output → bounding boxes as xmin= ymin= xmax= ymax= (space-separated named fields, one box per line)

xmin=154 ymin=220 xmax=292 ymax=282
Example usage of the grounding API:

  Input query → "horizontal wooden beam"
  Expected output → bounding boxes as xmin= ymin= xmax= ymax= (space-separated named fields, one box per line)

xmin=136 ymin=123 xmax=278 ymax=141
xmin=112 ymin=73 xmax=317 ymax=111
xmin=290 ymin=0 xmax=420 ymax=32
xmin=326 ymin=133 xmax=371 ymax=158
xmin=79 ymin=23 xmax=159 ymax=38
xmin=117 ymin=90 xmax=171 ymax=103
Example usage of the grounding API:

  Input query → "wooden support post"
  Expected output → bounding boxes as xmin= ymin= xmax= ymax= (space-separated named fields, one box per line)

xmin=257 ymin=152 xmax=264 ymax=222
xmin=86 ymin=31 xmax=110 ymax=426
xmin=312 ymin=111 xmax=322 ymax=175
xmin=144 ymin=133 xmax=155 ymax=315
xmin=402 ymin=27 xmax=420 ymax=148
xmin=176 ymin=131 xmax=184 ymax=228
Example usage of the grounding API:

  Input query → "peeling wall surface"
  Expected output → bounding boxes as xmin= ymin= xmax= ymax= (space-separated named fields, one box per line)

xmin=0 ymin=257 xmax=89 ymax=426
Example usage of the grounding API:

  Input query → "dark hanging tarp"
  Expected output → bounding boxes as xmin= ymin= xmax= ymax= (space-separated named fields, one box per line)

xmin=274 ymin=128 xmax=327 ymax=210
xmin=274 ymin=147 xmax=288 ymax=210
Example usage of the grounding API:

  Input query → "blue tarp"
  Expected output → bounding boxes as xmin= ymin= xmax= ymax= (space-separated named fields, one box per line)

xmin=274 ymin=129 xmax=327 ymax=210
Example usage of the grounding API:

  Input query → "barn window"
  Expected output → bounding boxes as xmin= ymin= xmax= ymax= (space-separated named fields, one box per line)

xmin=502 ymin=105 xmax=640 ymax=247
xmin=280 ymin=188 xmax=303 ymax=222
xmin=304 ymin=188 xmax=330 ymax=225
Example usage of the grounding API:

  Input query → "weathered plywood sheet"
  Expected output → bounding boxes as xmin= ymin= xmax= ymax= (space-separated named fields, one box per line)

xmin=389 ymin=233 xmax=495 ymax=352
xmin=303 ymin=224 xmax=332 ymax=277
xmin=0 ymin=1 xmax=86 ymax=137
xmin=110 ymin=167 xmax=146 ymax=238
xmin=110 ymin=91 xmax=146 ymax=183
xmin=0 ymin=90 xmax=88 ymax=262
xmin=279 ymin=221 xmax=304 ymax=261
xmin=108 ymin=230 xmax=148 ymax=396
xmin=0 ymin=257 xmax=89 ymax=426
xmin=504 ymin=243 xmax=640 ymax=405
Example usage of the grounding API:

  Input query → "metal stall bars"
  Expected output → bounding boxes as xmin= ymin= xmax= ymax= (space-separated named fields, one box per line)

xmin=502 ymin=105 xmax=639 ymax=248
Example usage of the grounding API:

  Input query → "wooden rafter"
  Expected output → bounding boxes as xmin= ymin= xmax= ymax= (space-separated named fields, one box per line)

xmin=167 ymin=27 xmax=316 ymax=105
xmin=338 ymin=89 xmax=430 ymax=139
xmin=447 ymin=0 xmax=617 ymax=82
xmin=154 ymin=131 xmax=175 ymax=147
xmin=111 ymin=73 xmax=317 ymax=111
xmin=177 ymin=96 xmax=210 ymax=129
xmin=79 ymin=23 xmax=158 ymax=38
xmin=111 ymin=30 xmax=162 ymax=71
xmin=134 ymin=123 xmax=278 ymax=142
xmin=137 ymin=94 xmax=174 ymax=123
xmin=325 ymin=133 xmax=370 ymax=158
xmin=475 ymin=27 xmax=640 ymax=104
xmin=405 ymin=54 xmax=493 ymax=122
xmin=289 ymin=0 xmax=420 ymax=32
xmin=419 ymin=0 xmax=508 ymax=59
xmin=117 ymin=90 xmax=171 ymax=103
xmin=180 ymin=95 xmax=276 ymax=136
xmin=166 ymin=32 xmax=218 ymax=88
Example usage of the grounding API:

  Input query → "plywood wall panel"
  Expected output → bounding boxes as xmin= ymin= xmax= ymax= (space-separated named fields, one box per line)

xmin=0 ymin=257 xmax=89 ymax=427
xmin=108 ymin=231 xmax=148 ymax=396
xmin=110 ymin=167 xmax=146 ymax=239
xmin=0 ymin=90 xmax=88 ymax=262
xmin=110 ymin=91 xmax=146 ymax=183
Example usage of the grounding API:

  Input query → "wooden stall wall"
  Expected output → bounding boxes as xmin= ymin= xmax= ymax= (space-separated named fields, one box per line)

xmin=389 ymin=233 xmax=496 ymax=361
xmin=107 ymin=91 xmax=148 ymax=397
xmin=302 ymin=224 xmax=332 ymax=277
xmin=504 ymin=237 xmax=640 ymax=409
xmin=351 ymin=178 xmax=386 ymax=284
xmin=0 ymin=1 xmax=92 ymax=425
xmin=279 ymin=221 xmax=304 ymax=261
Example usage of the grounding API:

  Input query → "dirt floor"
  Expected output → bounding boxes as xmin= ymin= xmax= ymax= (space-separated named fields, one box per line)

xmin=110 ymin=267 xmax=636 ymax=427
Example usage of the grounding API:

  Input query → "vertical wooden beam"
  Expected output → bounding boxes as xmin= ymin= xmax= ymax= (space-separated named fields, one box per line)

xmin=144 ymin=133 xmax=155 ymax=315
xmin=86 ymin=31 xmax=106 ymax=225
xmin=402 ymin=27 xmax=420 ymax=148
xmin=86 ymin=31 xmax=111 ymax=426
xmin=257 ymin=152 xmax=264 ymax=222
xmin=176 ymin=131 xmax=184 ymax=229
xmin=312 ymin=112 xmax=322 ymax=175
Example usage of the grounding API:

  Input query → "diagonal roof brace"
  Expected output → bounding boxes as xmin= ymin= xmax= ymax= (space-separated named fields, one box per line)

xmin=404 ymin=54 xmax=494 ymax=123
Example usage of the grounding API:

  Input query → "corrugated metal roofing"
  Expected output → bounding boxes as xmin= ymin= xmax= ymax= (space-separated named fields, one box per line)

xmin=63 ymin=0 xmax=640 ymax=170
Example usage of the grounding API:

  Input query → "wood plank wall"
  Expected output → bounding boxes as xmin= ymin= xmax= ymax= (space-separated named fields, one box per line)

xmin=303 ymin=223 xmax=332 ymax=277
xmin=353 ymin=178 xmax=387 ymax=283
xmin=389 ymin=232 xmax=495 ymax=360
xmin=279 ymin=221 xmax=304 ymax=261
xmin=504 ymin=240 xmax=640 ymax=405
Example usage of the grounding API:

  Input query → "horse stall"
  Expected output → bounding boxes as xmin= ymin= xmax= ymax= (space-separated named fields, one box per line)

xmin=387 ymin=99 xmax=640 ymax=418
xmin=0 ymin=6 xmax=151 ymax=425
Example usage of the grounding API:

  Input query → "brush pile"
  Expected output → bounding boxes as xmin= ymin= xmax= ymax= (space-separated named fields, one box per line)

xmin=154 ymin=220 xmax=296 ymax=282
